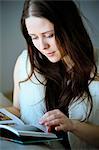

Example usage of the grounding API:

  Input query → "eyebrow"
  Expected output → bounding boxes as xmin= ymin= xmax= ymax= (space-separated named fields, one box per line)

xmin=29 ymin=30 xmax=54 ymax=36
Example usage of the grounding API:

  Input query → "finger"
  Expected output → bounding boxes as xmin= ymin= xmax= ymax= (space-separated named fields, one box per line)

xmin=55 ymin=125 xmax=63 ymax=131
xmin=39 ymin=109 xmax=62 ymax=124
xmin=55 ymin=120 xmax=73 ymax=132
xmin=42 ymin=109 xmax=61 ymax=119
xmin=55 ymin=123 xmax=68 ymax=132
xmin=46 ymin=126 xmax=52 ymax=132
xmin=44 ymin=118 xmax=62 ymax=127
xmin=39 ymin=113 xmax=62 ymax=125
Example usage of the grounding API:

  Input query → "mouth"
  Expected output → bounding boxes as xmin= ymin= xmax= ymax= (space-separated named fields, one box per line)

xmin=46 ymin=51 xmax=55 ymax=57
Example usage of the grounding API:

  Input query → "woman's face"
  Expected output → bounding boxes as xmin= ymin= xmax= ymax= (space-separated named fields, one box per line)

xmin=25 ymin=16 xmax=61 ymax=63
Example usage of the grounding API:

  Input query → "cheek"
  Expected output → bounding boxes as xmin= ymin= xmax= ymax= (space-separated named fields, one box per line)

xmin=52 ymin=39 xmax=59 ymax=50
xmin=32 ymin=40 xmax=40 ymax=51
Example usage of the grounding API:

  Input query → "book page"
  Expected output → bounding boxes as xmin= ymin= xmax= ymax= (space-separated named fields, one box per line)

xmin=0 ymin=108 xmax=24 ymax=125
xmin=0 ymin=124 xmax=57 ymax=138
xmin=0 ymin=108 xmax=47 ymax=132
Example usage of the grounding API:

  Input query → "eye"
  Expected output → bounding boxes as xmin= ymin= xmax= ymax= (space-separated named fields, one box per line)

xmin=31 ymin=36 xmax=38 ymax=40
xmin=46 ymin=33 xmax=54 ymax=38
xmin=30 ymin=35 xmax=38 ymax=40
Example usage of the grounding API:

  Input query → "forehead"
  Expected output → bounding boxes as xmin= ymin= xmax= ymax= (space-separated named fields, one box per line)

xmin=25 ymin=16 xmax=54 ymax=34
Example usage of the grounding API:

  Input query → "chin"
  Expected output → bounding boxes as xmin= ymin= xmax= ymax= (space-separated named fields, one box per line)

xmin=48 ymin=57 xmax=61 ymax=63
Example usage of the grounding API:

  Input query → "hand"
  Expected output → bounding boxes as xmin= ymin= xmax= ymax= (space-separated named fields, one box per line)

xmin=39 ymin=109 xmax=74 ymax=132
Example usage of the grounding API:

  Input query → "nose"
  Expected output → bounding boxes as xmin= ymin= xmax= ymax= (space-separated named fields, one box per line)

xmin=39 ymin=38 xmax=49 ymax=50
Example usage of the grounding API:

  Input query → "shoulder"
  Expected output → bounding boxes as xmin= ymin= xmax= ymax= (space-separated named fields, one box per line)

xmin=89 ymin=80 xmax=99 ymax=110
xmin=89 ymin=80 xmax=99 ymax=106
xmin=14 ymin=49 xmax=28 ymax=66
xmin=89 ymin=80 xmax=99 ymax=96
xmin=68 ymin=80 xmax=99 ymax=121
xmin=16 ymin=49 xmax=28 ymax=64
xmin=13 ymin=50 xmax=30 ymax=81
xmin=13 ymin=50 xmax=46 ymax=84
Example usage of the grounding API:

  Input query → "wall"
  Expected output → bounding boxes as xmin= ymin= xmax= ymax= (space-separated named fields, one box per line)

xmin=77 ymin=0 xmax=99 ymax=72
xmin=1 ymin=0 xmax=99 ymax=97
xmin=77 ymin=0 xmax=99 ymax=48
xmin=0 ymin=2 xmax=2 ymax=92
xmin=1 ymin=0 xmax=26 ymax=96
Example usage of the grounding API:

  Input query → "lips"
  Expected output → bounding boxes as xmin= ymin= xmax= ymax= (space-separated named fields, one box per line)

xmin=46 ymin=51 xmax=55 ymax=57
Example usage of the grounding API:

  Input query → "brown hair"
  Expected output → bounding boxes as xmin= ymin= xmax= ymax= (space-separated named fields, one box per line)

xmin=21 ymin=0 xmax=97 ymax=118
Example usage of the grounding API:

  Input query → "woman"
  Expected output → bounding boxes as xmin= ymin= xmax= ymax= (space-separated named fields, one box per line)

xmin=8 ymin=0 xmax=99 ymax=149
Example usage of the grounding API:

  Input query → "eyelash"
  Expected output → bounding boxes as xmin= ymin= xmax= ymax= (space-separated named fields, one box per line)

xmin=31 ymin=33 xmax=54 ymax=40
xmin=47 ymin=33 xmax=54 ymax=38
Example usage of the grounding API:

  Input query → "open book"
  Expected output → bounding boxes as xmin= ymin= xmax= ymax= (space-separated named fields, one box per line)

xmin=0 ymin=108 xmax=61 ymax=144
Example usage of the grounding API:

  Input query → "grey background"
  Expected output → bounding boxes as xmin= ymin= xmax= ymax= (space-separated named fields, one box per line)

xmin=0 ymin=0 xmax=99 ymax=98
xmin=0 ymin=2 xmax=2 ymax=89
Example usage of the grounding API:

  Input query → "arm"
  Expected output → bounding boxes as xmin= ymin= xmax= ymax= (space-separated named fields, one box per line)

xmin=6 ymin=106 xmax=20 ymax=117
xmin=39 ymin=109 xmax=99 ymax=147
xmin=72 ymin=120 xmax=99 ymax=147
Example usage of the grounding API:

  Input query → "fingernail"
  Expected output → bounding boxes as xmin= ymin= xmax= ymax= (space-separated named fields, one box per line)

xmin=55 ymin=127 xmax=58 ymax=131
xmin=45 ymin=122 xmax=48 ymax=126
xmin=39 ymin=120 xmax=43 ymax=124
xmin=48 ymin=127 xmax=51 ymax=132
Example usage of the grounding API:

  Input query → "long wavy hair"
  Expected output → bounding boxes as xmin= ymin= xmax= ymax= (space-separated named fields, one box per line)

xmin=21 ymin=0 xmax=97 ymax=119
